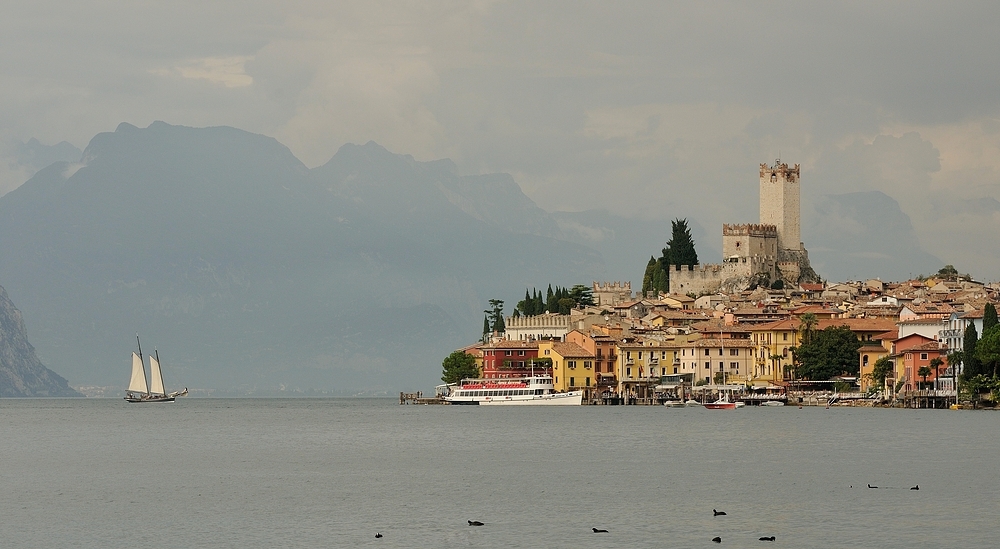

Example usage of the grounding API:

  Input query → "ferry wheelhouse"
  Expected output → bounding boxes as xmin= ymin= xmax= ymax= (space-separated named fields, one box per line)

xmin=438 ymin=376 xmax=583 ymax=405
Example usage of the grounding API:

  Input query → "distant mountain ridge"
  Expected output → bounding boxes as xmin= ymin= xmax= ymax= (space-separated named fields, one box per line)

xmin=0 ymin=122 xmax=606 ymax=392
xmin=0 ymin=122 xmax=942 ymax=392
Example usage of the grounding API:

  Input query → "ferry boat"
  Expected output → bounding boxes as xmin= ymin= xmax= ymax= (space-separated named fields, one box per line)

xmin=438 ymin=375 xmax=583 ymax=405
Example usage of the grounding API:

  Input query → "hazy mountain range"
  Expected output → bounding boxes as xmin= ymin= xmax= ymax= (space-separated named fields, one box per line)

xmin=0 ymin=122 xmax=940 ymax=393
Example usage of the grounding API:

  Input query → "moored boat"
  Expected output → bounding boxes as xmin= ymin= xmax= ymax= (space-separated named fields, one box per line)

xmin=439 ymin=375 xmax=582 ymax=405
xmin=703 ymin=393 xmax=737 ymax=410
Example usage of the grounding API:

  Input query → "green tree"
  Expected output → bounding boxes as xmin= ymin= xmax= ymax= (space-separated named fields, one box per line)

xmin=798 ymin=312 xmax=818 ymax=346
xmin=663 ymin=218 xmax=699 ymax=267
xmin=869 ymin=356 xmax=894 ymax=392
xmin=975 ymin=324 xmax=1000 ymax=377
xmin=641 ymin=218 xmax=699 ymax=296
xmin=441 ymin=350 xmax=480 ymax=384
xmin=963 ymin=323 xmax=982 ymax=378
xmin=794 ymin=326 xmax=862 ymax=380
xmin=936 ymin=264 xmax=959 ymax=280
xmin=485 ymin=299 xmax=505 ymax=333
xmin=917 ymin=365 xmax=932 ymax=389
xmin=642 ymin=256 xmax=659 ymax=295
xmin=568 ymin=284 xmax=595 ymax=307
xmin=482 ymin=314 xmax=490 ymax=343
xmin=984 ymin=303 xmax=998 ymax=333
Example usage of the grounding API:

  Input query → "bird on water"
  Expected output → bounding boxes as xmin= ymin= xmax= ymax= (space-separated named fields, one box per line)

xmin=374 ymin=533 xmax=382 ymax=539
xmin=468 ymin=520 xmax=485 ymax=526
xmin=713 ymin=509 xmax=727 ymax=516
xmin=759 ymin=536 xmax=776 ymax=541
xmin=867 ymin=484 xmax=878 ymax=489
xmin=712 ymin=536 xmax=722 ymax=543
xmin=592 ymin=528 xmax=609 ymax=533
xmin=911 ymin=485 xmax=919 ymax=490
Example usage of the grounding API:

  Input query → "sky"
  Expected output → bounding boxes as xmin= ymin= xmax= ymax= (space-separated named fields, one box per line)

xmin=2 ymin=1 xmax=1000 ymax=280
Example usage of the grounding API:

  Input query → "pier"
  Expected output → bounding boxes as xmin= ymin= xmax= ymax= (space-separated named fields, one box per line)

xmin=399 ymin=391 xmax=448 ymax=404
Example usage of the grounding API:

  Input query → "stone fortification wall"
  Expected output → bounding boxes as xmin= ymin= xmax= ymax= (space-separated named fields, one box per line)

xmin=592 ymin=281 xmax=632 ymax=306
xmin=722 ymin=223 xmax=778 ymax=258
xmin=667 ymin=255 xmax=777 ymax=295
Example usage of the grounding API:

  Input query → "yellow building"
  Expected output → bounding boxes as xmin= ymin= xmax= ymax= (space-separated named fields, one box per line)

xmin=750 ymin=317 xmax=897 ymax=385
xmin=749 ymin=319 xmax=801 ymax=384
xmin=858 ymin=338 xmax=892 ymax=392
xmin=538 ymin=341 xmax=595 ymax=396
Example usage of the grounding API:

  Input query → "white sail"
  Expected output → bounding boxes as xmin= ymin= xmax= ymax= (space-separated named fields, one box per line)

xmin=149 ymin=355 xmax=165 ymax=395
xmin=128 ymin=352 xmax=148 ymax=393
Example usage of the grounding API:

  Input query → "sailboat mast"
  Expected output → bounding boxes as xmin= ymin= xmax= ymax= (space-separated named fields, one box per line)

xmin=136 ymin=333 xmax=148 ymax=395
xmin=155 ymin=348 xmax=165 ymax=392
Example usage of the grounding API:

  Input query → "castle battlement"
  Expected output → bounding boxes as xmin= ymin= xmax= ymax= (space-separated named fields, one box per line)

xmin=722 ymin=223 xmax=777 ymax=237
xmin=760 ymin=161 xmax=800 ymax=182
xmin=592 ymin=281 xmax=632 ymax=306
xmin=593 ymin=281 xmax=631 ymax=291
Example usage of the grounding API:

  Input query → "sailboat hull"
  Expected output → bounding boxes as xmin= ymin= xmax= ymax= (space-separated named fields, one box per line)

xmin=125 ymin=395 xmax=175 ymax=403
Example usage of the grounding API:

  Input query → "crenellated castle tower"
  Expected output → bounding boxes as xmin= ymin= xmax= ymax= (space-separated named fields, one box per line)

xmin=759 ymin=160 xmax=801 ymax=252
xmin=667 ymin=160 xmax=820 ymax=295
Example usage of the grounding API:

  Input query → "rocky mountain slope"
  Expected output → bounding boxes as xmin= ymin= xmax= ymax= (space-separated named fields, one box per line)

xmin=0 ymin=284 xmax=81 ymax=397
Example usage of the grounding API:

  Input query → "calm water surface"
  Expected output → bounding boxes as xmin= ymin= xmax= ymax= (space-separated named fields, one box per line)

xmin=1 ymin=398 xmax=997 ymax=548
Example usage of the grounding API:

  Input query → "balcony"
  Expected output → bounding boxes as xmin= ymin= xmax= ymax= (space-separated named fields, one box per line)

xmin=939 ymin=329 xmax=962 ymax=338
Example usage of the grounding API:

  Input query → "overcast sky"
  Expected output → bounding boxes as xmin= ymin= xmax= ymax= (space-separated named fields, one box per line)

xmin=2 ymin=1 xmax=999 ymax=279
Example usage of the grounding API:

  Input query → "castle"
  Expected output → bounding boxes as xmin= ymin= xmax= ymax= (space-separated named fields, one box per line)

xmin=668 ymin=160 xmax=819 ymax=295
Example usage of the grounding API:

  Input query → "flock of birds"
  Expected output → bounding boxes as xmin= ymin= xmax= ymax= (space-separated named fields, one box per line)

xmin=374 ymin=509 xmax=777 ymax=543
xmin=374 ymin=486 xmax=920 ymax=542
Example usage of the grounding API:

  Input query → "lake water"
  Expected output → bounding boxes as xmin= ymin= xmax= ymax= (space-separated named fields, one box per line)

xmin=1 ymin=398 xmax=997 ymax=548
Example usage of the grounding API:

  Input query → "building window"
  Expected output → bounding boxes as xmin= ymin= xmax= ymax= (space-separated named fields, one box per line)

xmin=705 ymin=362 xmax=710 ymax=370
xmin=730 ymin=348 xmax=738 ymax=356
xmin=718 ymin=348 xmax=723 ymax=356
xmin=586 ymin=377 xmax=591 ymax=387
xmin=704 ymin=349 xmax=710 ymax=356
xmin=505 ymin=350 xmax=512 ymax=356
xmin=783 ymin=332 xmax=788 ymax=341
xmin=568 ymin=360 xmax=576 ymax=369
xmin=921 ymin=353 xmax=928 ymax=360
xmin=570 ymin=377 xmax=575 ymax=387
xmin=626 ymin=367 xmax=631 ymax=377
xmin=584 ymin=361 xmax=592 ymax=368
xmin=518 ymin=350 xmax=525 ymax=356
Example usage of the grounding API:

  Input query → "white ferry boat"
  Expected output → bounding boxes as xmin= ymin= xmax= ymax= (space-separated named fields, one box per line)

xmin=438 ymin=376 xmax=583 ymax=405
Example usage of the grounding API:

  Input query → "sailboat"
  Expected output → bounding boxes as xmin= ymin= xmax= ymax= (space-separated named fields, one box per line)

xmin=125 ymin=335 xmax=187 ymax=403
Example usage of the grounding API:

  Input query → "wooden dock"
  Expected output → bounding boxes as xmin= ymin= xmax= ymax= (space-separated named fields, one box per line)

xmin=399 ymin=391 xmax=448 ymax=405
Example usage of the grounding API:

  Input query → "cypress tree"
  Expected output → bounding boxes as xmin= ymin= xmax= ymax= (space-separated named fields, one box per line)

xmin=533 ymin=290 xmax=544 ymax=315
xmin=664 ymin=218 xmax=699 ymax=267
xmin=482 ymin=314 xmax=490 ymax=342
xmin=984 ymin=303 xmax=998 ymax=333
xmin=963 ymin=323 xmax=981 ymax=378
xmin=642 ymin=256 xmax=657 ymax=294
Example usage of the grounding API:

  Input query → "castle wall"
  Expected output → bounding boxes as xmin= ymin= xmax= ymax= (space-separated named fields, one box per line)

xmin=759 ymin=161 xmax=801 ymax=251
xmin=722 ymin=223 xmax=778 ymax=258
xmin=592 ymin=281 xmax=632 ymax=307
xmin=667 ymin=256 xmax=777 ymax=295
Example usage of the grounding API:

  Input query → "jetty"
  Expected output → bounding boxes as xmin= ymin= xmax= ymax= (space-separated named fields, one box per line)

xmin=400 ymin=391 xmax=447 ymax=405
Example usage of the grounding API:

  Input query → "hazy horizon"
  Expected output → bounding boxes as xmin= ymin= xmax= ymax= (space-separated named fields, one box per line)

xmin=2 ymin=2 xmax=999 ymax=279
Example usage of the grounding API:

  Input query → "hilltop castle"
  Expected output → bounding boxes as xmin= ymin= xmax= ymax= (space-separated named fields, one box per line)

xmin=668 ymin=160 xmax=820 ymax=295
